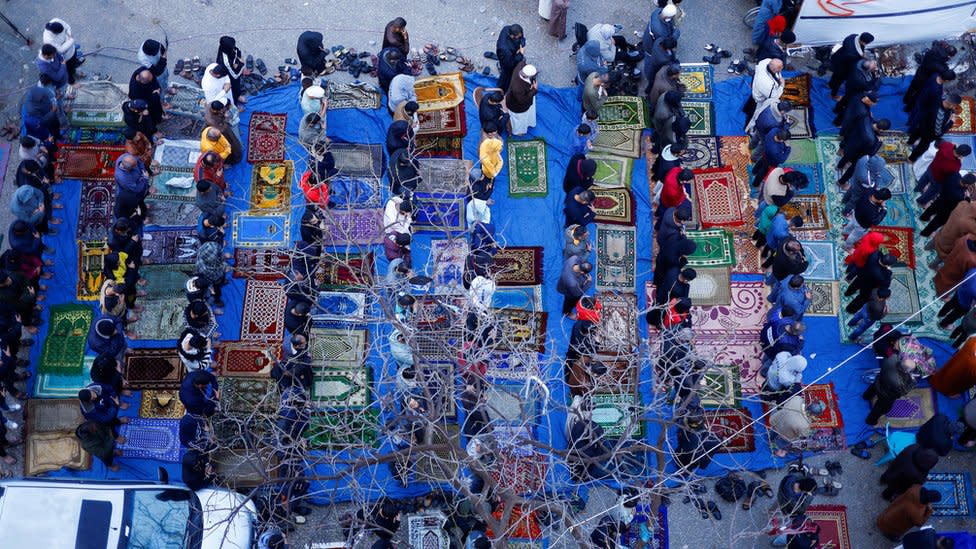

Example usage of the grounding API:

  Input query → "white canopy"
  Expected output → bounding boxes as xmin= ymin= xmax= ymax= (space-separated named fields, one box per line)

xmin=792 ymin=0 xmax=976 ymax=47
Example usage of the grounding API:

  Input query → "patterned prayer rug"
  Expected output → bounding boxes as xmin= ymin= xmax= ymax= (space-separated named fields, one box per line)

xmin=718 ymin=135 xmax=751 ymax=186
xmin=248 ymin=161 xmax=293 ymax=211
xmin=493 ymin=285 xmax=544 ymax=311
xmin=55 ymin=145 xmax=125 ymax=180
xmin=694 ymin=166 xmax=743 ymax=228
xmin=590 ymin=153 xmax=634 ymax=188
xmin=431 ymin=239 xmax=469 ymax=294
xmin=211 ymin=413 xmax=276 ymax=449
xmin=806 ymin=281 xmax=840 ymax=316
xmin=795 ymin=428 xmax=847 ymax=452
xmin=314 ymin=291 xmax=367 ymax=322
xmin=697 ymin=331 xmax=765 ymax=394
xmin=678 ymin=63 xmax=714 ymax=100
xmin=130 ymin=298 xmax=185 ymax=340
xmin=146 ymin=197 xmax=199 ymax=228
xmin=318 ymin=253 xmax=375 ymax=288
xmin=924 ymin=473 xmax=974 ymax=517
xmin=124 ymin=348 xmax=184 ymax=389
xmin=412 ymin=192 xmax=466 ymax=232
xmin=486 ymin=350 xmax=541 ymax=380
xmin=784 ymin=105 xmax=814 ymax=139
xmin=492 ymin=246 xmax=544 ymax=286
xmin=782 ymin=163 xmax=825 ymax=194
xmin=873 ymin=226 xmax=916 ymax=268
xmin=490 ymin=452 xmax=548 ymax=496
xmin=25 ymin=431 xmax=90 ymax=475
xmin=732 ymin=233 xmax=763 ymax=273
xmin=416 ymin=158 xmax=472 ymax=194
xmin=305 ymin=409 xmax=378 ymax=448
xmin=246 ymin=111 xmax=287 ymax=163
xmin=142 ymin=264 xmax=196 ymax=299
xmin=415 ymin=328 xmax=465 ymax=361
xmin=232 ymin=212 xmax=290 ymax=248
xmin=681 ymin=137 xmax=720 ymax=170
xmin=567 ymin=353 xmax=634 ymax=395
xmin=595 ymin=224 xmax=637 ymax=291
xmin=221 ymin=377 xmax=278 ymax=414
xmin=806 ymin=505 xmax=852 ymax=549
xmin=682 ymin=101 xmax=715 ymax=136
xmin=492 ymin=309 xmax=548 ymax=352
xmin=76 ymin=240 xmax=108 ymax=301
xmin=138 ymin=390 xmax=185 ymax=419
xmin=66 ymin=127 xmax=126 ymax=145
xmin=886 ymin=267 xmax=922 ymax=323
xmin=416 ymin=102 xmax=467 ymax=136
xmin=691 ymin=279 xmax=768 ymax=331
xmin=309 ymin=326 xmax=368 ymax=368
xmin=878 ymin=131 xmax=911 ymax=163
xmin=413 ymin=425 xmax=461 ymax=482
xmin=326 ymin=80 xmax=382 ymax=110
xmin=686 ymin=229 xmax=735 ymax=267
xmin=157 ymin=114 xmax=206 ymax=140
xmin=800 ymin=241 xmax=837 ymax=280
xmin=881 ymin=386 xmax=936 ymax=428
xmin=215 ymin=341 xmax=281 ymax=377
xmin=154 ymin=139 xmax=200 ymax=171
xmin=592 ymin=187 xmax=635 ymax=225
xmin=687 ymin=267 xmax=732 ymax=306
xmin=592 ymin=128 xmax=642 ymax=158
xmin=788 ymin=139 xmax=820 ymax=164
xmin=320 ymin=208 xmax=384 ymax=246
xmin=950 ymin=96 xmax=976 ymax=134
xmin=241 ymin=280 xmax=287 ymax=342
xmin=414 ymin=72 xmax=466 ymax=111
xmin=406 ymin=512 xmax=451 ymax=549
xmin=233 ymin=248 xmax=291 ymax=280
xmin=804 ymin=382 xmax=844 ymax=429
xmin=118 ymin=418 xmax=181 ymax=462
xmin=330 ymin=143 xmax=385 ymax=178
xmin=26 ymin=399 xmax=84 ymax=433
xmin=879 ymin=196 xmax=914 ymax=228
xmin=781 ymin=195 xmax=829 ymax=231
xmin=329 ymin=176 xmax=383 ymax=208
xmin=65 ymin=80 xmax=128 ymax=127
xmin=592 ymin=393 xmax=642 ymax=438
xmin=166 ymin=82 xmax=207 ymax=117
xmin=782 ymin=73 xmax=812 ymax=106
xmin=595 ymin=292 xmax=639 ymax=352
xmin=705 ymin=408 xmax=755 ymax=452
xmin=34 ymin=357 xmax=92 ymax=399
xmin=311 ymin=365 xmax=370 ymax=409
xmin=507 ymin=138 xmax=548 ymax=197
xmin=700 ymin=365 xmax=742 ymax=408
xmin=597 ymin=95 xmax=650 ymax=130
xmin=415 ymin=135 xmax=464 ymax=159
xmin=211 ymin=449 xmax=276 ymax=488
xmin=887 ymin=163 xmax=912 ymax=195
xmin=142 ymin=227 xmax=198 ymax=264
xmin=77 ymin=179 xmax=115 ymax=241
xmin=39 ymin=304 xmax=93 ymax=375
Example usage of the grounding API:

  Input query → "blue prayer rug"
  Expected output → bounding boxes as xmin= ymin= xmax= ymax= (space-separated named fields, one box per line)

xmin=413 ymin=192 xmax=465 ymax=232
xmin=118 ymin=418 xmax=181 ymax=462
xmin=328 ymin=176 xmax=383 ymax=208
xmin=800 ymin=241 xmax=837 ymax=281
xmin=232 ymin=212 xmax=290 ymax=248
xmin=782 ymin=163 xmax=824 ymax=194
xmin=925 ymin=472 xmax=974 ymax=517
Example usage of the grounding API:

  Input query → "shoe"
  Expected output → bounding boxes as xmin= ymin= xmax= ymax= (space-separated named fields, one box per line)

xmin=702 ymin=55 xmax=721 ymax=65
xmin=706 ymin=501 xmax=722 ymax=520
xmin=255 ymin=58 xmax=268 ymax=75
xmin=704 ymin=43 xmax=717 ymax=51
xmin=4 ymin=420 xmax=17 ymax=430
xmin=245 ymin=55 xmax=254 ymax=71
xmin=715 ymin=48 xmax=732 ymax=59
xmin=484 ymin=51 xmax=498 ymax=60
xmin=5 ymin=403 xmax=21 ymax=412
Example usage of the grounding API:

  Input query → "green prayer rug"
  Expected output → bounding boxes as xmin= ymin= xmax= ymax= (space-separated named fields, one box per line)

xmin=700 ymin=366 xmax=742 ymax=408
xmin=686 ymin=229 xmax=735 ymax=267
xmin=311 ymin=365 xmax=371 ymax=409
xmin=681 ymin=101 xmax=715 ymax=136
xmin=306 ymin=409 xmax=379 ymax=449
xmin=592 ymin=129 xmax=642 ymax=159
xmin=507 ymin=138 xmax=548 ymax=197
xmin=129 ymin=298 xmax=186 ymax=340
xmin=597 ymin=96 xmax=650 ymax=130
xmin=788 ymin=139 xmax=820 ymax=164
xmin=591 ymin=393 xmax=642 ymax=438
xmin=142 ymin=265 xmax=197 ymax=299
xmin=590 ymin=153 xmax=634 ymax=188
xmin=39 ymin=305 xmax=94 ymax=375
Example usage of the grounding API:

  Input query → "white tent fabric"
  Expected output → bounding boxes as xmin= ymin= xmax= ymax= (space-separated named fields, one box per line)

xmin=793 ymin=0 xmax=976 ymax=47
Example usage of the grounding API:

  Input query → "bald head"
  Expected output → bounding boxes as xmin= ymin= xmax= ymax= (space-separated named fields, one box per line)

xmin=137 ymin=69 xmax=154 ymax=83
xmin=120 ymin=154 xmax=138 ymax=170
xmin=206 ymin=128 xmax=222 ymax=141
xmin=768 ymin=59 xmax=784 ymax=73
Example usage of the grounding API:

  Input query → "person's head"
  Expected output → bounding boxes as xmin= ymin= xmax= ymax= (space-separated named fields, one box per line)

xmin=577 ymin=189 xmax=595 ymax=204
xmin=210 ymin=64 xmax=228 ymax=78
xmin=10 ymin=220 xmax=29 ymax=236
xmin=196 ymin=179 xmax=212 ymax=194
xmin=674 ymin=297 xmax=692 ymax=314
xmin=397 ymin=293 xmax=416 ymax=309
xmin=670 ymin=139 xmax=686 ymax=155
xmin=394 ymin=232 xmax=411 ymax=247
xmin=872 ymin=188 xmax=892 ymax=202
xmin=293 ymin=301 xmax=311 ymax=317
xmin=487 ymin=91 xmax=503 ymax=105
xmin=955 ymin=144 xmax=973 ymax=159
xmin=483 ymin=121 xmax=498 ymax=136
xmin=661 ymin=37 xmax=677 ymax=51
xmin=40 ymin=44 xmax=57 ymax=60
xmin=776 ymin=100 xmax=793 ymax=114
xmin=398 ymin=197 xmax=412 ymax=213
xmin=877 ymin=288 xmax=892 ymax=300
xmin=797 ymin=477 xmax=818 ymax=493
xmin=788 ymin=215 xmax=804 ymax=229
xmin=675 ymin=204 xmax=693 ymax=222
xmin=404 ymin=100 xmax=419 ymax=115
xmin=520 ymin=64 xmax=538 ymax=81
xmin=768 ymin=58 xmax=784 ymax=74
xmin=874 ymin=118 xmax=892 ymax=132
xmin=914 ymin=447 xmax=939 ymax=470
xmin=782 ymin=170 xmax=808 ymax=189
xmin=391 ymin=17 xmax=407 ymax=31
xmin=508 ymin=24 xmax=524 ymax=40
xmin=939 ymin=69 xmax=957 ymax=82
xmin=788 ymin=275 xmax=804 ymax=289
xmin=859 ymin=32 xmax=875 ymax=46
xmin=805 ymin=399 xmax=826 ymax=416
xmin=585 ymin=109 xmax=599 ymax=121
xmin=680 ymin=268 xmax=697 ymax=283
xmin=206 ymin=127 xmax=222 ymax=142
xmin=920 ymin=488 xmax=943 ymax=505
xmin=189 ymin=300 xmax=208 ymax=318
xmin=880 ymin=253 xmax=897 ymax=267
xmin=473 ymin=538 xmax=491 ymax=549
xmin=774 ymin=128 xmax=791 ymax=142
xmin=306 ymin=85 xmax=325 ymax=100
xmin=112 ymin=218 xmax=131 ymax=235
xmin=578 ymin=261 xmax=593 ymax=274
xmin=78 ymin=389 xmax=93 ymax=403
xmin=189 ymin=334 xmax=208 ymax=349
xmin=661 ymin=3 xmax=678 ymax=19
xmin=572 ymin=225 xmax=588 ymax=241
xmin=779 ymin=30 xmax=796 ymax=45
xmin=863 ymin=59 xmax=878 ymax=73
xmin=95 ymin=318 xmax=117 ymax=338
xmin=44 ymin=20 xmax=64 ymax=34
xmin=787 ymin=320 xmax=806 ymax=335
xmin=205 ymin=214 xmax=224 ymax=228
xmin=290 ymin=333 xmax=308 ymax=350
xmin=899 ymin=358 xmax=917 ymax=373
xmin=963 ymin=173 xmax=976 ymax=188
xmin=666 ymin=63 xmax=681 ymax=78
xmin=202 ymin=151 xmax=219 ymax=167
xmin=576 ymin=123 xmax=591 ymax=137
xmin=137 ymin=69 xmax=154 ymax=84
xmin=119 ymin=153 xmax=138 ymax=171
xmin=781 ymin=304 xmax=796 ymax=319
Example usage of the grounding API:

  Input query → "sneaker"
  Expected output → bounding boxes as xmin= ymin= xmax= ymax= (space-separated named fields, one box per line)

xmin=5 ymin=403 xmax=21 ymax=412
xmin=4 ymin=420 xmax=18 ymax=430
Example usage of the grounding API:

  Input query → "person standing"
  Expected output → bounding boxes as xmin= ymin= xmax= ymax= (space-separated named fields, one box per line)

xmin=557 ymin=255 xmax=592 ymax=318
xmin=744 ymin=58 xmax=784 ymax=133
xmin=137 ymin=39 xmax=169 ymax=96
xmin=383 ymin=18 xmax=410 ymax=54
xmin=904 ymin=40 xmax=956 ymax=113
xmin=42 ymin=19 xmax=81 ymax=86
xmin=583 ymin=70 xmax=608 ymax=116
xmin=495 ymin=24 xmax=525 ymax=92
xmin=506 ymin=63 xmax=538 ymax=136
xmin=863 ymin=357 xmax=916 ymax=426
xmin=216 ymin=36 xmax=247 ymax=105
xmin=828 ymin=32 xmax=873 ymax=99
xmin=78 ymin=383 xmax=127 ymax=439
xmin=75 ymin=420 xmax=121 ymax=472
xmin=128 ymin=69 xmax=163 ymax=125
xmin=296 ymin=31 xmax=328 ymax=75
xmin=880 ymin=444 xmax=939 ymax=500
xmin=908 ymin=91 xmax=960 ymax=162
xmin=876 ymin=486 xmax=939 ymax=541
xmin=36 ymin=44 xmax=69 ymax=95
xmin=547 ymin=0 xmax=570 ymax=39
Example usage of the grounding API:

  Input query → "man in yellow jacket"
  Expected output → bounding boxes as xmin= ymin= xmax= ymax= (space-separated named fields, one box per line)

xmin=200 ymin=127 xmax=232 ymax=160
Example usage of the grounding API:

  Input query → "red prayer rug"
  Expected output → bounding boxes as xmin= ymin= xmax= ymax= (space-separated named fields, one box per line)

xmin=215 ymin=341 xmax=282 ymax=377
xmin=705 ymin=407 xmax=755 ymax=453
xmin=591 ymin=186 xmax=635 ymax=226
xmin=416 ymin=102 xmax=467 ymax=137
xmin=694 ymin=166 xmax=744 ymax=228
xmin=950 ymin=96 xmax=975 ymax=135
xmin=415 ymin=135 xmax=464 ymax=159
xmin=240 ymin=280 xmax=287 ymax=342
xmin=55 ymin=145 xmax=125 ymax=181
xmin=872 ymin=226 xmax=916 ymax=268
xmin=804 ymin=382 xmax=844 ymax=430
xmin=246 ymin=111 xmax=287 ymax=163
xmin=492 ymin=247 xmax=543 ymax=286
xmin=318 ymin=253 xmax=376 ymax=288
xmin=806 ymin=505 xmax=852 ymax=549
xmin=489 ymin=452 xmax=548 ymax=496
xmin=233 ymin=248 xmax=292 ymax=281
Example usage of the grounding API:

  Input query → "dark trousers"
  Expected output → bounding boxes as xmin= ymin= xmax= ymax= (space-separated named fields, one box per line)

xmin=862 ymin=384 xmax=896 ymax=426
xmin=960 ymin=426 xmax=976 ymax=446
xmin=751 ymin=158 xmax=770 ymax=188
xmin=939 ymin=294 xmax=968 ymax=326
xmin=908 ymin=129 xmax=936 ymax=162
xmin=562 ymin=294 xmax=580 ymax=316
xmin=66 ymin=55 xmax=82 ymax=85
xmin=836 ymin=152 xmax=861 ymax=186
xmin=828 ymin=69 xmax=849 ymax=97
xmin=920 ymin=209 xmax=951 ymax=237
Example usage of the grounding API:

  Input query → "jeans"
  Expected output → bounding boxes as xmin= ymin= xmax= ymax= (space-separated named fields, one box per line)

xmin=847 ymin=304 xmax=876 ymax=341
xmin=843 ymin=218 xmax=868 ymax=248
xmin=842 ymin=184 xmax=872 ymax=216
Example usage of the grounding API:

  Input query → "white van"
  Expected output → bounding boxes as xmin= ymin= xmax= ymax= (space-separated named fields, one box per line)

xmin=0 ymin=478 xmax=256 ymax=549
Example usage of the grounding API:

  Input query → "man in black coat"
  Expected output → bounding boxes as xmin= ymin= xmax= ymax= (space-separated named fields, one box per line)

xmin=915 ymin=413 xmax=961 ymax=457
xmin=921 ymin=172 xmax=975 ymax=236
xmin=122 ymin=99 xmax=156 ymax=139
xmin=838 ymin=117 xmax=890 ymax=187
xmin=656 ymin=267 xmax=696 ymax=305
xmin=654 ymin=236 xmax=696 ymax=288
xmin=128 ymin=68 xmax=163 ymax=125
xmin=768 ymin=237 xmax=808 ymax=287
xmin=908 ymin=86 xmax=960 ymax=162
xmin=904 ymin=40 xmax=956 ymax=112
xmin=846 ymin=252 xmax=895 ymax=313
xmin=296 ymin=31 xmax=327 ymax=75
xmin=839 ymin=91 xmax=877 ymax=138
xmin=564 ymin=187 xmax=597 ymax=227
xmin=828 ymin=32 xmax=873 ymax=98
xmin=833 ymin=58 xmax=880 ymax=126
xmin=862 ymin=356 xmax=916 ymax=426
xmin=880 ymin=444 xmax=939 ymax=500
xmin=478 ymin=90 xmax=509 ymax=135
xmin=495 ymin=24 xmax=525 ymax=92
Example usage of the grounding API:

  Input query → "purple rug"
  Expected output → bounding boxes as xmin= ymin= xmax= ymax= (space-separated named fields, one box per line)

xmin=320 ymin=208 xmax=384 ymax=246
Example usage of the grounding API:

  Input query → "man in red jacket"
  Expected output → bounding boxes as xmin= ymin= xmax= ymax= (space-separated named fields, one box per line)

xmin=916 ymin=141 xmax=971 ymax=205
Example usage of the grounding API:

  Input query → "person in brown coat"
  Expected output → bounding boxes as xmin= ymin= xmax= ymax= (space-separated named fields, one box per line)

xmin=935 ymin=238 xmax=976 ymax=295
xmin=929 ymin=200 xmax=976 ymax=268
xmin=547 ymin=0 xmax=570 ymax=39
xmin=876 ymin=485 xmax=940 ymax=541
xmin=880 ymin=444 xmax=939 ymax=500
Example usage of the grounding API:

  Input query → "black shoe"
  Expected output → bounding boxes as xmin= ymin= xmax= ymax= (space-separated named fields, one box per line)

xmin=484 ymin=51 xmax=498 ymax=60
xmin=702 ymin=54 xmax=721 ymax=65
xmin=245 ymin=55 xmax=254 ymax=71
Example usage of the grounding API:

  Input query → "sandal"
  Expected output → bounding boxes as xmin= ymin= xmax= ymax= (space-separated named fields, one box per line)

xmin=190 ymin=56 xmax=201 ymax=72
xmin=825 ymin=461 xmax=843 ymax=476
xmin=255 ymin=58 xmax=268 ymax=75
xmin=706 ymin=501 xmax=722 ymax=521
xmin=425 ymin=60 xmax=437 ymax=76
xmin=174 ymin=58 xmax=185 ymax=74
xmin=246 ymin=54 xmax=254 ymax=71
xmin=850 ymin=442 xmax=870 ymax=460
xmin=284 ymin=57 xmax=298 ymax=65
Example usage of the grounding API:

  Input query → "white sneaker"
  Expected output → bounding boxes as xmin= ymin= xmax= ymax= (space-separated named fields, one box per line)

xmin=5 ymin=403 xmax=21 ymax=412
xmin=4 ymin=420 xmax=18 ymax=430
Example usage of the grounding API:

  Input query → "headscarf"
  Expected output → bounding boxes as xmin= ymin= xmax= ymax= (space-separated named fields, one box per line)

xmin=844 ymin=231 xmax=885 ymax=267
xmin=576 ymin=40 xmax=603 ymax=77
xmin=576 ymin=298 xmax=603 ymax=322
xmin=479 ymin=137 xmax=504 ymax=179
xmin=24 ymin=86 xmax=53 ymax=118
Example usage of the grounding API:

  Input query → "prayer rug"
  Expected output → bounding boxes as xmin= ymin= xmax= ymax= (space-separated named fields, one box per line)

xmin=34 ymin=357 xmax=92 ymax=399
xmin=248 ymin=161 xmax=293 ymax=211
xmin=211 ymin=449 xmax=276 ymax=489
xmin=782 ymin=163 xmax=825 ymax=194
xmin=211 ymin=413 xmax=276 ymax=449
xmin=311 ymin=365 xmax=370 ymax=409
xmin=807 ymin=281 xmax=840 ymax=316
xmin=412 ymin=425 xmax=461 ymax=482
xmin=319 ymin=208 xmax=384 ymax=246
xmin=414 ymin=72 xmax=466 ymax=111
xmin=141 ymin=227 xmax=198 ymax=264
xmin=873 ymin=226 xmax=916 ymax=268
xmin=65 ymin=80 xmax=128 ymax=127
xmin=681 ymin=137 xmax=720 ymax=170
xmin=585 ymin=353 xmax=640 ymax=394
xmin=694 ymin=166 xmax=743 ymax=228
xmin=154 ymin=139 xmax=200 ymax=170
xmin=781 ymin=195 xmax=829 ymax=231
xmin=491 ymin=309 xmax=548 ymax=352
xmin=318 ymin=253 xmax=375 ymax=288
xmin=124 ymin=348 xmax=184 ymax=389
xmin=493 ymin=285 xmax=543 ymax=311
xmin=246 ymin=111 xmax=287 ymax=163
xmin=700 ymin=365 xmax=742 ymax=408
xmin=118 ymin=418 xmax=181 ymax=462
xmin=687 ymin=267 xmax=732 ymax=306
xmin=806 ymin=505 xmax=852 ymax=549
xmin=142 ymin=264 xmax=195 ymax=300
xmin=305 ymin=409 xmax=378 ymax=448
xmin=330 ymin=176 xmax=383 ymax=208
xmin=705 ymin=407 xmax=755 ymax=452
xmin=129 ymin=298 xmax=185 ymax=340
xmin=595 ymin=292 xmax=639 ymax=352
xmin=413 ymin=192 xmax=466 ymax=232
xmin=157 ymin=114 xmax=206 ymax=140
xmin=330 ymin=143 xmax=385 ymax=178
xmin=25 ymin=431 xmax=90 ymax=475
xmin=591 ymin=393 xmax=642 ymax=438
xmin=595 ymin=224 xmax=637 ymax=291
xmin=799 ymin=241 xmax=837 ymax=280
xmin=431 ymin=239 xmax=469 ymax=294
xmin=804 ymin=382 xmax=844 ymax=429
xmin=718 ymin=136 xmax=751 ymax=185
xmin=77 ymin=179 xmax=115 ymax=241
xmin=684 ymin=279 xmax=768 ymax=331
xmin=416 ymin=158 xmax=472 ymax=194
xmin=66 ymin=127 xmax=126 ymax=145
xmin=166 ymin=82 xmax=207 ymax=117
xmin=138 ymin=390 xmax=185 ymax=419
xmin=309 ymin=326 xmax=368 ymax=368
xmin=416 ymin=102 xmax=466 ymax=136
xmin=215 ymin=341 xmax=281 ymax=377
xmin=678 ymin=63 xmax=714 ymax=100
xmin=592 ymin=187 xmax=635 ymax=225
xmin=795 ymin=428 xmax=847 ymax=452
xmin=414 ymin=135 xmax=464 ymax=159
xmin=55 ymin=145 xmax=125 ymax=181
xmin=598 ymin=95 xmax=650 ymax=130
xmin=881 ymin=386 xmax=935 ymax=428
xmin=326 ymin=80 xmax=382 ymax=110
xmin=486 ymin=383 xmax=538 ymax=423
xmin=944 ymin=136 xmax=976 ymax=170
xmin=879 ymin=196 xmax=914 ymax=228
xmin=925 ymin=473 xmax=974 ymax=517
xmin=690 ymin=332 xmax=765 ymax=394
xmin=39 ymin=304 xmax=93 ymax=375
xmin=686 ymin=229 xmax=735 ymax=267
xmin=490 ymin=452 xmax=548 ymax=496
xmin=232 ymin=212 xmax=290 ymax=248
xmin=233 ymin=248 xmax=291 ymax=281
xmin=589 ymin=153 xmax=634 ymax=188
xmin=682 ymin=101 xmax=715 ymax=136
xmin=887 ymin=163 xmax=912 ymax=195
xmin=788 ymin=139 xmax=820 ymax=164
xmin=732 ymin=233 xmax=763 ymax=273
xmin=145 ymin=198 xmax=199 ymax=228
xmin=878 ymin=131 xmax=911 ymax=163
xmin=592 ymin=128 xmax=642 ymax=158
xmin=886 ymin=268 xmax=922 ymax=323
xmin=782 ymin=73 xmax=812 ymax=106
xmin=240 ymin=280 xmax=287 ymax=342
xmin=221 ymin=377 xmax=278 ymax=413
xmin=491 ymin=246 xmax=544 ymax=286
xmin=26 ymin=399 xmax=84 ymax=433
xmin=507 ymin=139 xmax=548 ymax=197
xmin=784 ymin=105 xmax=814 ymax=139
xmin=315 ymin=290 xmax=367 ymax=322
xmin=950 ymin=96 xmax=976 ymax=134
xmin=406 ymin=512 xmax=450 ymax=549
xmin=76 ymin=240 xmax=109 ymax=301
xmin=415 ymin=328 xmax=465 ymax=361
xmin=486 ymin=350 xmax=541 ymax=380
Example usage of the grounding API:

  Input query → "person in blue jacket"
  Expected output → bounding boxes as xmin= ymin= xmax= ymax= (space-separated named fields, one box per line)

xmin=179 ymin=369 xmax=220 ymax=416
xmin=87 ymin=316 xmax=127 ymax=362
